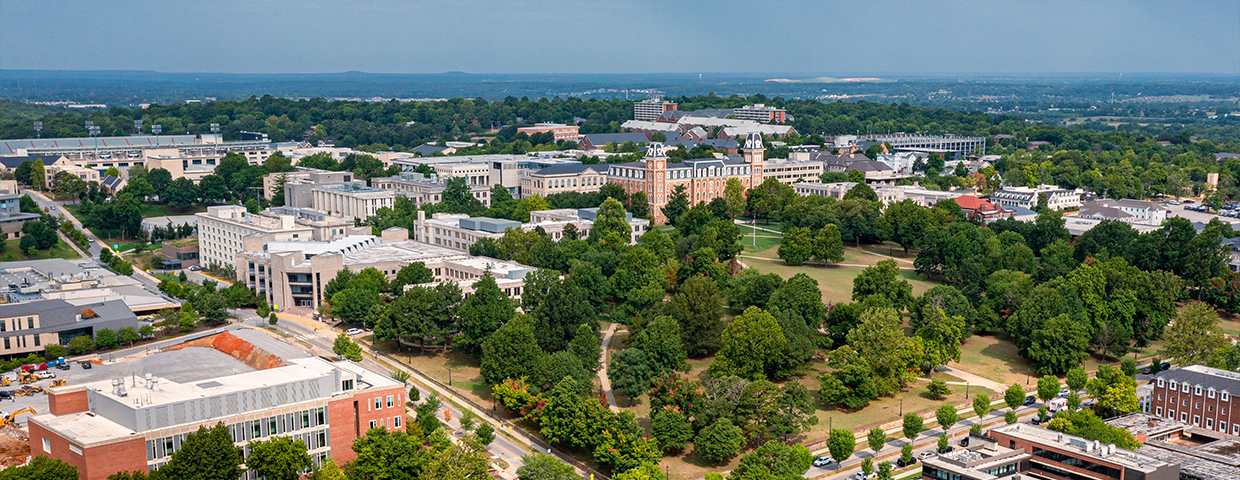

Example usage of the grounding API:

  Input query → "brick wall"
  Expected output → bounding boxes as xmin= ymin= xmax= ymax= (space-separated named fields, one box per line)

xmin=328 ymin=385 xmax=406 ymax=464
xmin=48 ymin=388 xmax=89 ymax=416
xmin=29 ymin=421 xmax=147 ymax=480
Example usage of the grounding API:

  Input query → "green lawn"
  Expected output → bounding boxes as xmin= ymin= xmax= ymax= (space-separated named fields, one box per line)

xmin=744 ymin=256 xmax=939 ymax=305
xmin=954 ymin=333 xmax=1034 ymax=387
xmin=0 ymin=238 xmax=82 ymax=262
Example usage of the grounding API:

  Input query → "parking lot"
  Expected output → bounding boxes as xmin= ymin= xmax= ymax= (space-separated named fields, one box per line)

xmin=1165 ymin=202 xmax=1240 ymax=226
xmin=0 ymin=326 xmax=314 ymax=427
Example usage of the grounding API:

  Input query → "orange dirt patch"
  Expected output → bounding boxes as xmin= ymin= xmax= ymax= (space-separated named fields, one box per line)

xmin=0 ymin=424 xmax=29 ymax=467
xmin=163 ymin=331 xmax=286 ymax=370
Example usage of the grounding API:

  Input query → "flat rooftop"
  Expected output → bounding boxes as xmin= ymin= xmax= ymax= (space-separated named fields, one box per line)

xmin=339 ymin=240 xmax=467 ymax=267
xmin=991 ymin=423 xmax=1171 ymax=473
xmin=316 ymin=183 xmax=391 ymax=194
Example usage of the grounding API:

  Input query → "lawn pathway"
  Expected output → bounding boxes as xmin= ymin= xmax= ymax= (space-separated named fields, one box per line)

xmin=933 ymin=365 xmax=1007 ymax=393
xmin=597 ymin=323 xmax=621 ymax=412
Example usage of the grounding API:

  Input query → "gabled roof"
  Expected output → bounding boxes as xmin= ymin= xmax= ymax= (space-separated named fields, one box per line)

xmin=101 ymin=176 xmax=123 ymax=188
xmin=1155 ymin=365 xmax=1240 ymax=396
xmin=0 ymin=155 xmax=56 ymax=169
xmin=412 ymin=144 xmax=449 ymax=156
xmin=954 ymin=195 xmax=1004 ymax=212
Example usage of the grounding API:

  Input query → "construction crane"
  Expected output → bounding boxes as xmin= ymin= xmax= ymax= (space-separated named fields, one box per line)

xmin=0 ymin=408 xmax=35 ymax=427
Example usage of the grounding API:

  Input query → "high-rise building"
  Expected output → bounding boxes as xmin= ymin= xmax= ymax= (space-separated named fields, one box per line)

xmin=634 ymin=99 xmax=678 ymax=121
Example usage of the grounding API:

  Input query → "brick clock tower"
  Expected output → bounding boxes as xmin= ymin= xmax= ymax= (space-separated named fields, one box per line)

xmin=742 ymin=133 xmax=764 ymax=187
xmin=644 ymin=143 xmax=668 ymax=220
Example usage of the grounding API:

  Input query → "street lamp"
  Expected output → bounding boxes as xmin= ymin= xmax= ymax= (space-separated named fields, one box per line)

xmin=966 ymin=381 xmax=970 ymax=399
xmin=900 ymin=398 xmax=903 ymax=417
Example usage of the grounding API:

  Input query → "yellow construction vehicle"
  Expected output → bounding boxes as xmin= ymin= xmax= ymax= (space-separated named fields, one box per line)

xmin=0 ymin=377 xmax=10 ymax=387
xmin=50 ymin=379 xmax=66 ymax=388
xmin=17 ymin=372 xmax=35 ymax=385
xmin=0 ymin=408 xmax=35 ymax=427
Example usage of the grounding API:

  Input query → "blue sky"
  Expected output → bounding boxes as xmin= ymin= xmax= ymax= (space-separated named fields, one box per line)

xmin=1 ymin=0 xmax=1236 ymax=74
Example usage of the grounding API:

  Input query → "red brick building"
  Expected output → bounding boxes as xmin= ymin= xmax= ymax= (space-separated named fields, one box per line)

xmin=1150 ymin=364 xmax=1240 ymax=436
xmin=29 ymin=357 xmax=405 ymax=480
xmin=516 ymin=123 xmax=581 ymax=142
xmin=987 ymin=423 xmax=1179 ymax=480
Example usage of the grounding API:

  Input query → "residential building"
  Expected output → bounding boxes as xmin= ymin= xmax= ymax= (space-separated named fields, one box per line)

xmin=99 ymin=175 xmax=125 ymax=194
xmin=517 ymin=123 xmax=582 ymax=142
xmin=309 ymin=183 xmax=395 ymax=221
xmin=1107 ymin=412 xmax=1240 ymax=479
xmin=730 ymin=104 xmax=788 ymax=123
xmin=876 ymin=152 xmax=926 ymax=175
xmin=579 ymin=133 xmax=650 ymax=152
xmin=1077 ymin=199 xmax=1168 ymax=226
xmin=195 ymin=206 xmax=353 ymax=268
xmin=370 ymin=172 xmax=491 ymax=207
xmin=607 ymin=135 xmax=766 ymax=224
xmin=238 ymin=228 xmax=535 ymax=310
xmin=266 ymin=168 xmax=354 ymax=203
xmin=0 ymin=299 xmax=139 ymax=358
xmin=809 ymin=152 xmax=908 ymax=185
xmin=988 ymin=423 xmax=1179 ymax=480
xmin=520 ymin=164 xmax=608 ymax=198
xmin=30 ymin=350 xmax=404 ymax=480
xmin=415 ymin=207 xmax=649 ymax=251
xmin=634 ymin=99 xmax=678 ymax=121
xmin=955 ymin=195 xmax=1016 ymax=221
xmin=992 ymin=185 xmax=1082 ymax=211
xmin=919 ymin=433 xmax=1031 ymax=480
xmin=0 ymin=193 xmax=42 ymax=239
xmin=762 ymin=158 xmax=823 ymax=184
xmin=1150 ymin=365 xmax=1240 ymax=435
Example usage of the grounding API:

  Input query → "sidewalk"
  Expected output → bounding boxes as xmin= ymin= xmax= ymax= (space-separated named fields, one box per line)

xmin=597 ymin=323 xmax=621 ymax=412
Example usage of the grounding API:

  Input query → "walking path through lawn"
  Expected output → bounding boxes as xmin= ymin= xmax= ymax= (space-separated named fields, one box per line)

xmin=597 ymin=323 xmax=621 ymax=412
xmin=929 ymin=366 xmax=1008 ymax=393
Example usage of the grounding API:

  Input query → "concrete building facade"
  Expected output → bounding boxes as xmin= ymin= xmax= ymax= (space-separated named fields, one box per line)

xmin=634 ymin=99 xmax=678 ymax=121
xmin=310 ymin=184 xmax=395 ymax=221
xmin=517 ymin=123 xmax=581 ymax=142
xmin=0 ymin=299 xmax=139 ymax=358
xmin=520 ymin=164 xmax=608 ymax=198
xmin=992 ymin=185 xmax=1082 ymax=211
xmin=195 ymin=206 xmax=353 ymax=269
xmin=370 ymin=172 xmax=492 ymax=207
xmin=415 ymin=208 xmax=649 ymax=252
xmin=988 ymin=423 xmax=1179 ymax=480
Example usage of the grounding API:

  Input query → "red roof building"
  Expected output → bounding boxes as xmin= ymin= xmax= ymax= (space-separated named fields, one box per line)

xmin=954 ymin=195 xmax=1015 ymax=220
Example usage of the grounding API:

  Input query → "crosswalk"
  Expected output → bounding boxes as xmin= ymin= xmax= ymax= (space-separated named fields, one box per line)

xmin=293 ymin=333 xmax=326 ymax=341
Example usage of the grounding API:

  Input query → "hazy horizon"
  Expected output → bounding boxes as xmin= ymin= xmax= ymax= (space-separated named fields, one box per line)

xmin=2 ymin=0 xmax=1238 ymax=75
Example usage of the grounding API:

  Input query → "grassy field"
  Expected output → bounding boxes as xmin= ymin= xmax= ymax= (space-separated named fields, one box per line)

xmin=953 ymin=334 xmax=1033 ymax=387
xmin=743 ymin=256 xmax=939 ymax=305
xmin=0 ymin=238 xmax=81 ymax=262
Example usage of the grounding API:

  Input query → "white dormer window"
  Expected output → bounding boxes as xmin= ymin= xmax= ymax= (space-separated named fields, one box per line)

xmin=1210 ymin=388 xmax=1216 ymax=399
xmin=1158 ymin=379 xmax=1165 ymax=387
xmin=1224 ymin=392 xmax=1231 ymax=402
xmin=1169 ymin=381 xmax=1176 ymax=390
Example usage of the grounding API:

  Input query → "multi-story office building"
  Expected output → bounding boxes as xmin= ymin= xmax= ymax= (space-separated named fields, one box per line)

xmin=0 ymin=192 xmax=42 ymax=239
xmin=517 ymin=123 xmax=582 ymax=142
xmin=731 ymin=104 xmax=788 ymax=123
xmin=919 ymin=433 xmax=1030 ymax=480
xmin=607 ymin=135 xmax=766 ymax=224
xmin=30 ymin=352 xmax=404 ymax=480
xmin=992 ymin=185 xmax=1082 ymax=211
xmin=0 ymin=299 xmax=139 ymax=358
xmin=309 ymin=183 xmax=395 ymax=221
xmin=634 ymin=99 xmax=678 ymax=121
xmin=988 ymin=423 xmax=1179 ymax=480
xmin=1150 ymin=365 xmax=1240 ymax=435
xmin=390 ymin=154 xmax=581 ymax=197
xmin=238 ymin=227 xmax=535 ymax=310
xmin=195 ymin=206 xmax=353 ymax=268
xmin=370 ymin=172 xmax=492 ymax=207
xmin=266 ymin=168 xmax=354 ymax=203
xmin=415 ymin=208 xmax=649 ymax=251
xmin=762 ymin=158 xmax=823 ymax=184
xmin=520 ymin=164 xmax=608 ymax=198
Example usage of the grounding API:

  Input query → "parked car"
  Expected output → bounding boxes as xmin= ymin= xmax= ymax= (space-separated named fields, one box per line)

xmin=188 ymin=265 xmax=203 ymax=271
xmin=896 ymin=457 xmax=918 ymax=468
xmin=938 ymin=445 xmax=955 ymax=454
xmin=1142 ymin=368 xmax=1152 ymax=374
xmin=918 ymin=451 xmax=937 ymax=460
xmin=1161 ymin=362 xmax=1172 ymax=370
xmin=79 ymin=362 xmax=92 ymax=369
xmin=0 ymin=391 xmax=11 ymax=400
xmin=959 ymin=437 xmax=970 ymax=447
xmin=33 ymin=371 xmax=54 ymax=379
xmin=812 ymin=456 xmax=834 ymax=468
xmin=54 ymin=363 xmax=69 ymax=371
xmin=1031 ymin=416 xmax=1045 ymax=425
xmin=1170 ymin=200 xmax=1180 ymax=205
xmin=852 ymin=472 xmax=877 ymax=480
xmin=1024 ymin=396 xmax=1037 ymax=406
xmin=1058 ymin=389 xmax=1070 ymax=397
xmin=345 ymin=328 xmax=364 ymax=336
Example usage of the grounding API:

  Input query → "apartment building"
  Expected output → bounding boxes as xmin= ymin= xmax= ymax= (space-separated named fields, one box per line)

xmin=43 ymin=156 xmax=101 ymax=185
xmin=634 ymin=99 xmax=678 ymax=121
xmin=988 ymin=423 xmax=1178 ymax=480
xmin=0 ymin=299 xmax=139 ymax=358
xmin=731 ymin=104 xmax=788 ymax=123
xmin=1150 ymin=365 xmax=1240 ymax=436
xmin=238 ymin=228 xmax=535 ymax=310
xmin=309 ymin=184 xmax=395 ymax=221
xmin=793 ymin=182 xmax=965 ymax=207
xmin=414 ymin=207 xmax=649 ymax=251
xmin=520 ymin=164 xmax=608 ymax=198
xmin=992 ymin=185 xmax=1082 ymax=211
xmin=607 ymin=135 xmax=766 ymax=224
xmin=517 ymin=123 xmax=582 ymax=142
xmin=1077 ymin=199 xmax=1167 ymax=226
xmin=370 ymin=172 xmax=492 ymax=207
xmin=195 ymin=206 xmax=353 ymax=268
xmin=30 ymin=353 xmax=404 ymax=480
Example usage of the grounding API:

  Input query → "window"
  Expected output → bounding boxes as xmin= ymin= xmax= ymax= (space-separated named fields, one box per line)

xmin=1223 ymin=422 xmax=1229 ymax=433
xmin=1194 ymin=415 xmax=1201 ymax=426
xmin=26 ymin=318 xmax=32 ymax=329
xmin=1156 ymin=407 xmax=1163 ymax=416
xmin=375 ymin=398 xmax=382 ymax=410
xmin=1225 ymin=392 xmax=1231 ymax=402
xmin=1196 ymin=386 xmax=1203 ymax=395
xmin=42 ymin=438 xmax=49 ymax=453
xmin=394 ymin=416 xmax=402 ymax=428
xmin=1208 ymin=419 xmax=1214 ymax=428
xmin=1182 ymin=412 xmax=1188 ymax=422
xmin=1158 ymin=394 xmax=1163 ymax=400
xmin=387 ymin=395 xmax=394 ymax=408
xmin=33 ymin=335 xmax=38 ymax=347
xmin=1210 ymin=389 xmax=1216 ymax=398
xmin=1184 ymin=384 xmax=1190 ymax=393
xmin=369 ymin=420 xmax=377 ymax=429
xmin=1169 ymin=381 xmax=1177 ymax=390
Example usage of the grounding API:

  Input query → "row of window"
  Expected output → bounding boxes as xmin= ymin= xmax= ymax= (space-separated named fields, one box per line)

xmin=1030 ymin=447 xmax=1122 ymax=479
xmin=2 ymin=334 xmax=39 ymax=350
xmin=1157 ymin=378 xmax=1231 ymax=401
xmin=1157 ymin=392 xmax=1229 ymax=415
xmin=1156 ymin=406 xmax=1240 ymax=434
xmin=147 ymin=407 xmax=327 ymax=461
xmin=0 ymin=316 xmax=36 ymax=333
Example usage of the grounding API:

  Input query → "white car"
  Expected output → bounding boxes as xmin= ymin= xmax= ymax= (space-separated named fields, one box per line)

xmin=918 ymin=451 xmax=937 ymax=459
xmin=852 ymin=472 xmax=877 ymax=480
xmin=345 ymin=328 xmax=364 ymax=336
xmin=812 ymin=456 xmax=833 ymax=467
xmin=1058 ymin=389 xmax=1070 ymax=397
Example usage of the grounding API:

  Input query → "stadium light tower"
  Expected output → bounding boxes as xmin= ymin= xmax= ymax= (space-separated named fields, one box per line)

xmin=33 ymin=122 xmax=41 ymax=139
xmin=134 ymin=119 xmax=143 ymax=135
xmin=87 ymin=123 xmax=101 ymax=159
xmin=210 ymin=123 xmax=220 ymax=134
xmin=152 ymin=124 xmax=162 ymax=145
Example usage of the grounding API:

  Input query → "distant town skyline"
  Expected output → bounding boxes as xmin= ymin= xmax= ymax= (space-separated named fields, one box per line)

xmin=1 ymin=0 xmax=1237 ymax=75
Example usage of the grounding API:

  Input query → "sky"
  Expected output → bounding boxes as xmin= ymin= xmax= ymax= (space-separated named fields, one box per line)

xmin=1 ymin=0 xmax=1237 ymax=75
